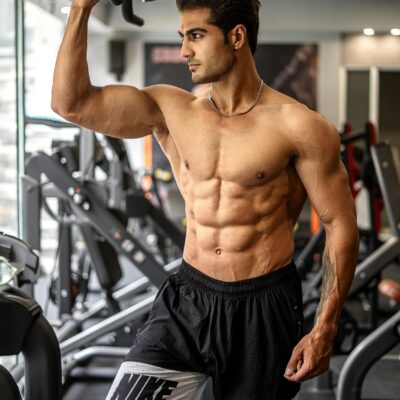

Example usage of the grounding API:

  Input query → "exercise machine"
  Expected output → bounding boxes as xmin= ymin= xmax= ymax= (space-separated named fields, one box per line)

xmin=0 ymin=232 xmax=62 ymax=400
xmin=23 ymin=118 xmax=184 ymax=320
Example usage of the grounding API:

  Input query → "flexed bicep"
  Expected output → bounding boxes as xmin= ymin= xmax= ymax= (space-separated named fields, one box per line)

xmin=51 ymin=4 xmax=166 ymax=138
xmin=67 ymin=84 xmax=167 ymax=139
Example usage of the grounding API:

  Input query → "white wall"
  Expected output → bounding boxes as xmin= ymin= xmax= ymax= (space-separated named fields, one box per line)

xmin=343 ymin=34 xmax=400 ymax=66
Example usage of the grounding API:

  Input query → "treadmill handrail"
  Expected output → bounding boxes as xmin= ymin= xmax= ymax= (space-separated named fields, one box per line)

xmin=337 ymin=310 xmax=400 ymax=400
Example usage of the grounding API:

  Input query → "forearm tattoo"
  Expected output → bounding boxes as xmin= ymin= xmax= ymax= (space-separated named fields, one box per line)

xmin=316 ymin=251 xmax=336 ymax=318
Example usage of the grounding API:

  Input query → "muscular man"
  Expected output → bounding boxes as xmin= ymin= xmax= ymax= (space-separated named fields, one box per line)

xmin=52 ymin=1 xmax=359 ymax=399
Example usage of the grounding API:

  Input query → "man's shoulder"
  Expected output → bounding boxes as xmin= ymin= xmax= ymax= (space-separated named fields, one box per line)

xmin=275 ymin=104 xmax=340 ymax=161
xmin=143 ymin=84 xmax=200 ymax=122
xmin=260 ymin=87 xmax=329 ymax=136
xmin=284 ymin=105 xmax=338 ymax=144
xmin=143 ymin=84 xmax=194 ymax=105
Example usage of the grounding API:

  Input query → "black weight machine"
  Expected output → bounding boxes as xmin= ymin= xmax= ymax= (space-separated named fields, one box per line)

xmin=0 ymin=232 xmax=62 ymax=400
xmin=23 ymin=147 xmax=177 ymax=325
xmin=99 ymin=133 xmax=185 ymax=264
xmin=23 ymin=118 xmax=184 ymax=323
xmin=18 ymin=149 xmax=177 ymax=396
xmin=0 ymin=233 xmax=211 ymax=400
xmin=21 ymin=123 xmax=192 ymax=394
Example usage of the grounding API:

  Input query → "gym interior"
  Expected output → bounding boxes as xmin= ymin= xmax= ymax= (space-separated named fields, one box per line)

xmin=1 ymin=0 xmax=400 ymax=399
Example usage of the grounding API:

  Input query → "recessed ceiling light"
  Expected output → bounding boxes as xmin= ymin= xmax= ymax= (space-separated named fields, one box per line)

xmin=61 ymin=6 xmax=71 ymax=15
xmin=363 ymin=28 xmax=375 ymax=36
xmin=391 ymin=28 xmax=400 ymax=36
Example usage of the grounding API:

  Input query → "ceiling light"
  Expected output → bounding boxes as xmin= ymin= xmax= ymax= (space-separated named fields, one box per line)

xmin=391 ymin=28 xmax=400 ymax=36
xmin=61 ymin=6 xmax=71 ymax=15
xmin=363 ymin=28 xmax=375 ymax=36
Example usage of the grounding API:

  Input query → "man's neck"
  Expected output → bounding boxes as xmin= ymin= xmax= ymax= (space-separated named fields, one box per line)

xmin=209 ymin=60 xmax=262 ymax=116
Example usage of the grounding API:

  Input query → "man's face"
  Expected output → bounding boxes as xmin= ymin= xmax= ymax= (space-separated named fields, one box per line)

xmin=179 ymin=8 xmax=235 ymax=84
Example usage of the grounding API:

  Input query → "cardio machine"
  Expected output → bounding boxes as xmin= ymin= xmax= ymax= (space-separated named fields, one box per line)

xmin=0 ymin=232 xmax=62 ymax=400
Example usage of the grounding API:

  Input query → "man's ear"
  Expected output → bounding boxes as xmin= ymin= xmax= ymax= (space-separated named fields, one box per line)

xmin=229 ymin=24 xmax=247 ymax=50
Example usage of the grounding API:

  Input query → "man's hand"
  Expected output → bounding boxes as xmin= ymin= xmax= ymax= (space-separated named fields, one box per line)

xmin=284 ymin=331 xmax=333 ymax=382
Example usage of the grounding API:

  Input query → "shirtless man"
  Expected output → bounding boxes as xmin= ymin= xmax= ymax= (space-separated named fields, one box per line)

xmin=52 ymin=0 xmax=359 ymax=399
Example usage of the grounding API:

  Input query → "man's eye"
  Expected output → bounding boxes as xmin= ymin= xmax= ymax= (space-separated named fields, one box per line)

xmin=192 ymin=33 xmax=203 ymax=39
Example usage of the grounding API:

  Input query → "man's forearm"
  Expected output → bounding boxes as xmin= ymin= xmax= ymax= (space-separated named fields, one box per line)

xmin=51 ymin=4 xmax=93 ymax=115
xmin=313 ymin=222 xmax=359 ymax=340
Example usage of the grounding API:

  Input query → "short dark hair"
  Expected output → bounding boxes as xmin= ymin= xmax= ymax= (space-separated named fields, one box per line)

xmin=176 ymin=0 xmax=261 ymax=55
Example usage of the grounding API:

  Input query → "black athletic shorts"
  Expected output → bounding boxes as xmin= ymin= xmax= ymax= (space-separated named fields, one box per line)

xmin=106 ymin=259 xmax=304 ymax=400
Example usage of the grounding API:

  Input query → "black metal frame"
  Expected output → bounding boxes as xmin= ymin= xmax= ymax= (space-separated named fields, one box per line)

xmin=23 ymin=151 xmax=169 ymax=289
xmin=337 ymin=310 xmax=400 ymax=400
xmin=0 ymin=234 xmax=62 ymax=400
xmin=104 ymin=135 xmax=185 ymax=250
xmin=22 ymin=119 xmax=185 ymax=317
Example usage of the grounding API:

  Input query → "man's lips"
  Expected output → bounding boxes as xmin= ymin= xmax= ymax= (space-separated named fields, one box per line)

xmin=189 ymin=63 xmax=200 ymax=70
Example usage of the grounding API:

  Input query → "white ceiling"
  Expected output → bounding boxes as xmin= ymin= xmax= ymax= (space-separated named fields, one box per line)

xmin=30 ymin=0 xmax=400 ymax=35
xmin=107 ymin=0 xmax=400 ymax=34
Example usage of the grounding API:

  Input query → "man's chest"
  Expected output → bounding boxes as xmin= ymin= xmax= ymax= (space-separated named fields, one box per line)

xmin=167 ymin=113 xmax=296 ymax=187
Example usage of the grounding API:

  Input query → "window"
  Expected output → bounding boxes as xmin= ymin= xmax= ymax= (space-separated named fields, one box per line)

xmin=24 ymin=2 xmax=77 ymax=275
xmin=0 ymin=0 xmax=18 ymax=236
xmin=0 ymin=0 xmax=17 ymax=369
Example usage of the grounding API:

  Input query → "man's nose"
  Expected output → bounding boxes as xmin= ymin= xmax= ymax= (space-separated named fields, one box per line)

xmin=180 ymin=38 xmax=194 ymax=59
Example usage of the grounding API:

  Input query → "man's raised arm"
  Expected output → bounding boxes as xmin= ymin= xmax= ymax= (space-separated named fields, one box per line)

xmin=51 ymin=0 xmax=166 ymax=139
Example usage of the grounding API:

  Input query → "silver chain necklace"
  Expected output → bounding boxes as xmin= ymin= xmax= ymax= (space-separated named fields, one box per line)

xmin=208 ymin=79 xmax=264 ymax=118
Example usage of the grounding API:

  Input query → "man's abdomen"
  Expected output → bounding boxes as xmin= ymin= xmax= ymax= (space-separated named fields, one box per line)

xmin=183 ymin=217 xmax=295 ymax=281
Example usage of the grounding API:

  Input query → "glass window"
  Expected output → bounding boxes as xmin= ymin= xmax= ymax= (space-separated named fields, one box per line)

xmin=0 ymin=0 xmax=17 ymax=369
xmin=24 ymin=2 xmax=78 ymax=275
xmin=346 ymin=70 xmax=370 ymax=132
xmin=0 ymin=0 xmax=17 ymax=236
xmin=25 ymin=1 xmax=64 ymax=122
